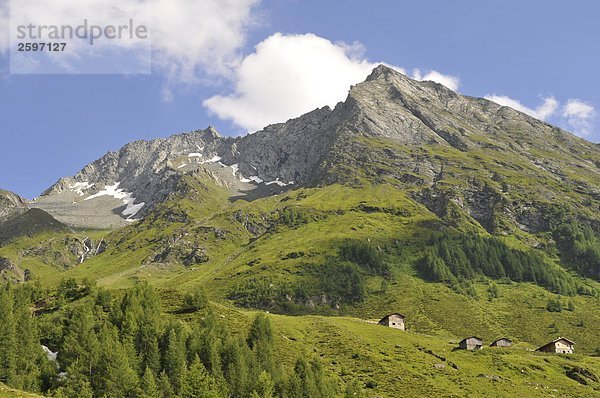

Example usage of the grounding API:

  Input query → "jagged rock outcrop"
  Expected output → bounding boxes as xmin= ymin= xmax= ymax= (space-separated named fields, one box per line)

xmin=0 ymin=190 xmax=28 ymax=221
xmin=0 ymin=257 xmax=27 ymax=283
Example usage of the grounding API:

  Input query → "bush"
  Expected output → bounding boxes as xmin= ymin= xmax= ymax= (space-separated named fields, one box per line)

xmin=546 ymin=297 xmax=563 ymax=312
xmin=183 ymin=286 xmax=209 ymax=312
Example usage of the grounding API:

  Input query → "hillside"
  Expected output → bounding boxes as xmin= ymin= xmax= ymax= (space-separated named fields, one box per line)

xmin=0 ymin=209 xmax=68 ymax=247
xmin=1 ymin=66 xmax=600 ymax=397
xmin=0 ymin=383 xmax=41 ymax=398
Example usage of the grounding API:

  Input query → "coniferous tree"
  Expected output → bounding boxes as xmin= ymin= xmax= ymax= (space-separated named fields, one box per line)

xmin=139 ymin=367 xmax=160 ymax=398
xmin=157 ymin=370 xmax=175 ymax=398
xmin=94 ymin=325 xmax=139 ymax=397
xmin=162 ymin=323 xmax=188 ymax=393
xmin=253 ymin=370 xmax=275 ymax=398
xmin=0 ymin=286 xmax=16 ymax=385
xmin=53 ymin=368 xmax=94 ymax=398
xmin=180 ymin=355 xmax=222 ymax=398
xmin=12 ymin=288 xmax=44 ymax=391
xmin=247 ymin=314 xmax=275 ymax=375
xmin=222 ymin=337 xmax=254 ymax=398
xmin=59 ymin=303 xmax=100 ymax=379
xmin=183 ymin=286 xmax=209 ymax=312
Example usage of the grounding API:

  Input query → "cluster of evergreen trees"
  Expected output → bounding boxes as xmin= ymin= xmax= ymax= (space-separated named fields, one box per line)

xmin=232 ymin=240 xmax=391 ymax=312
xmin=554 ymin=221 xmax=600 ymax=281
xmin=0 ymin=281 xmax=357 ymax=397
xmin=419 ymin=233 xmax=587 ymax=296
xmin=0 ymin=283 xmax=54 ymax=392
xmin=339 ymin=240 xmax=389 ymax=277
xmin=232 ymin=260 xmax=366 ymax=314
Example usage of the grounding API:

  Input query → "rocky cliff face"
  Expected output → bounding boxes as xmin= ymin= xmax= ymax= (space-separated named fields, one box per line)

xmin=0 ymin=190 xmax=29 ymax=222
xmin=33 ymin=65 xmax=600 ymax=231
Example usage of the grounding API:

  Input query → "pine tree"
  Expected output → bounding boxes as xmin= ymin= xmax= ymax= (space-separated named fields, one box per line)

xmin=137 ymin=323 xmax=161 ymax=374
xmin=222 ymin=338 xmax=253 ymax=398
xmin=139 ymin=367 xmax=160 ymax=398
xmin=247 ymin=314 xmax=275 ymax=374
xmin=253 ymin=370 xmax=275 ymax=398
xmin=12 ymin=288 xmax=43 ymax=391
xmin=157 ymin=370 xmax=175 ymax=398
xmin=94 ymin=325 xmax=139 ymax=397
xmin=54 ymin=371 xmax=94 ymax=398
xmin=183 ymin=286 xmax=209 ymax=312
xmin=180 ymin=356 xmax=221 ymax=398
xmin=162 ymin=323 xmax=189 ymax=393
xmin=546 ymin=297 xmax=563 ymax=312
xmin=60 ymin=303 xmax=100 ymax=379
xmin=0 ymin=286 xmax=16 ymax=385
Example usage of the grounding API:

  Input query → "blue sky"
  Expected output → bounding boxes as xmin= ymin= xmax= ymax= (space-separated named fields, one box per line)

xmin=1 ymin=0 xmax=599 ymax=198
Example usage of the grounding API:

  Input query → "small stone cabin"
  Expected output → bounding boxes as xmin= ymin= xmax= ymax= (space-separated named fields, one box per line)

xmin=490 ymin=338 xmax=512 ymax=348
xmin=459 ymin=336 xmax=483 ymax=351
xmin=536 ymin=337 xmax=575 ymax=354
xmin=378 ymin=313 xmax=405 ymax=330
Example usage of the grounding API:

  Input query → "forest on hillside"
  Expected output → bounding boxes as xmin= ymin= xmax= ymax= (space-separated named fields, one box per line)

xmin=0 ymin=281 xmax=362 ymax=398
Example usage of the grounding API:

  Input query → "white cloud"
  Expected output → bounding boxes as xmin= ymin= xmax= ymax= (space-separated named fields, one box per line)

xmin=484 ymin=94 xmax=558 ymax=120
xmin=203 ymin=33 xmax=378 ymax=132
xmin=4 ymin=0 xmax=260 ymax=78
xmin=413 ymin=69 xmax=460 ymax=91
xmin=0 ymin=1 xmax=8 ymax=53
xmin=485 ymin=94 xmax=597 ymax=137
xmin=562 ymin=99 xmax=595 ymax=119
xmin=152 ymin=0 xmax=260 ymax=83
xmin=562 ymin=99 xmax=596 ymax=137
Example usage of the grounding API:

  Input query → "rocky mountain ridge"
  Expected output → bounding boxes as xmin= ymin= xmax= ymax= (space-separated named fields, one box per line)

xmin=30 ymin=65 xmax=600 ymax=231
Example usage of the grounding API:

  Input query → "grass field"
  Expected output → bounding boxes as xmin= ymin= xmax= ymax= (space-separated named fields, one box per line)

xmin=3 ymin=177 xmax=600 ymax=396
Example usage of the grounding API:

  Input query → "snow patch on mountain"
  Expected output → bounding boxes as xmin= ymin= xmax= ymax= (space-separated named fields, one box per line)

xmin=202 ymin=155 xmax=222 ymax=164
xmin=84 ymin=182 xmax=145 ymax=218
xmin=70 ymin=181 xmax=94 ymax=196
xmin=240 ymin=176 xmax=263 ymax=184
xmin=265 ymin=179 xmax=294 ymax=187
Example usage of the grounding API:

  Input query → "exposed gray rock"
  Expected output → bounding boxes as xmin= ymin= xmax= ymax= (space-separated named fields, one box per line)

xmin=0 ymin=189 xmax=28 ymax=221
xmin=0 ymin=256 xmax=26 ymax=283
xmin=31 ymin=65 xmax=600 ymax=233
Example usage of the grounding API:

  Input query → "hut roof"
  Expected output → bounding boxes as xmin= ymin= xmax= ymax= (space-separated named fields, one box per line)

xmin=536 ymin=337 xmax=575 ymax=351
xmin=379 ymin=313 xmax=405 ymax=321
xmin=460 ymin=336 xmax=483 ymax=343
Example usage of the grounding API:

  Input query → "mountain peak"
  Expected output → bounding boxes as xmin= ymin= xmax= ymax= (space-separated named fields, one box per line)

xmin=365 ymin=64 xmax=404 ymax=81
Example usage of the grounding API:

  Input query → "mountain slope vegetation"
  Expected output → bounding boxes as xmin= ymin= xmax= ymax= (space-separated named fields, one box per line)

xmin=2 ymin=66 xmax=600 ymax=396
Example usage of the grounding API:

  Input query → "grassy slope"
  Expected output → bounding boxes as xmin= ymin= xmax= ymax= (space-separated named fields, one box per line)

xmin=0 ymin=383 xmax=41 ymax=398
xmin=270 ymin=314 xmax=600 ymax=397
xmin=177 ymin=302 xmax=600 ymax=398
xmin=3 ymin=146 xmax=600 ymax=396
xmin=7 ymin=181 xmax=600 ymax=352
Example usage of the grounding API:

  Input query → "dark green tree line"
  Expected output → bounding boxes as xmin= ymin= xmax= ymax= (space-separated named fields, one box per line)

xmin=419 ymin=233 xmax=589 ymax=295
